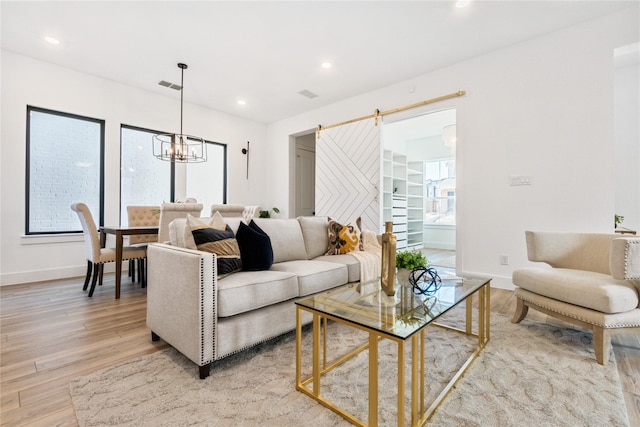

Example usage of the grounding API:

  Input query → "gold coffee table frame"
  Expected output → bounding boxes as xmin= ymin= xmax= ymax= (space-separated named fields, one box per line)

xmin=295 ymin=275 xmax=491 ymax=427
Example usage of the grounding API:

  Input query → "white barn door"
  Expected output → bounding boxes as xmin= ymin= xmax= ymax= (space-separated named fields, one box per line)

xmin=316 ymin=118 xmax=380 ymax=232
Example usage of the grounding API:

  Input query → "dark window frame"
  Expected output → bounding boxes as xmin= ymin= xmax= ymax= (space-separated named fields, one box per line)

xmin=205 ymin=140 xmax=228 ymax=204
xmin=25 ymin=105 xmax=105 ymax=235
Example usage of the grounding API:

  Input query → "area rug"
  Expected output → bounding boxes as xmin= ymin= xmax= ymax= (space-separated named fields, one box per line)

xmin=70 ymin=312 xmax=629 ymax=427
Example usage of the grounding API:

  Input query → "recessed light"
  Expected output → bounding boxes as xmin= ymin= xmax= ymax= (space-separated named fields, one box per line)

xmin=321 ymin=62 xmax=332 ymax=69
xmin=237 ymin=99 xmax=246 ymax=105
xmin=44 ymin=36 xmax=60 ymax=45
xmin=455 ymin=0 xmax=470 ymax=8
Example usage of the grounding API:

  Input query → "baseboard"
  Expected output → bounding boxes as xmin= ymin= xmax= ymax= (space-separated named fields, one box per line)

xmin=458 ymin=271 xmax=514 ymax=291
xmin=1 ymin=263 xmax=122 ymax=286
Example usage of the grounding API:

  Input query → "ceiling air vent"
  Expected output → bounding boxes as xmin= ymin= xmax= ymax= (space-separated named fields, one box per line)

xmin=158 ymin=80 xmax=182 ymax=91
xmin=298 ymin=89 xmax=318 ymax=99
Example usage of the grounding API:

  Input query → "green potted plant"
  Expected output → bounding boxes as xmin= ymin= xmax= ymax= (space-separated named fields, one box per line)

xmin=258 ymin=207 xmax=280 ymax=218
xmin=395 ymin=249 xmax=428 ymax=287
xmin=615 ymin=214 xmax=624 ymax=229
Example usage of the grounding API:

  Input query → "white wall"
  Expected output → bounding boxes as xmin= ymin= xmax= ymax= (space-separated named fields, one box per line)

xmin=614 ymin=58 xmax=640 ymax=232
xmin=0 ymin=52 xmax=267 ymax=285
xmin=266 ymin=7 xmax=639 ymax=289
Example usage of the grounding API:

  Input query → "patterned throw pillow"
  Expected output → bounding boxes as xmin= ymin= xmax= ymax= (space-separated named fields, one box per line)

xmin=326 ymin=217 xmax=363 ymax=255
xmin=209 ymin=211 xmax=228 ymax=230
xmin=187 ymin=214 xmax=241 ymax=276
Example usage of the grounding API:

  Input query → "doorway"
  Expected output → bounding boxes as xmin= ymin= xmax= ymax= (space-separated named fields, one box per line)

xmin=294 ymin=132 xmax=316 ymax=217
xmin=382 ymin=108 xmax=457 ymax=268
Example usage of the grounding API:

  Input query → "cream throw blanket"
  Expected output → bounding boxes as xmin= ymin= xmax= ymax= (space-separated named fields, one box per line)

xmin=349 ymin=230 xmax=382 ymax=282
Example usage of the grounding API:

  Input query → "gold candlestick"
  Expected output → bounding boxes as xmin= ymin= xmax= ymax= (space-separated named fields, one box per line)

xmin=381 ymin=221 xmax=396 ymax=296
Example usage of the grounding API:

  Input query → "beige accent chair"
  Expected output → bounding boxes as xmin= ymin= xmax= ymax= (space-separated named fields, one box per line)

xmin=157 ymin=202 xmax=203 ymax=243
xmin=210 ymin=204 xmax=261 ymax=222
xmin=71 ymin=203 xmax=146 ymax=297
xmin=127 ymin=205 xmax=160 ymax=285
xmin=512 ymin=231 xmax=640 ymax=364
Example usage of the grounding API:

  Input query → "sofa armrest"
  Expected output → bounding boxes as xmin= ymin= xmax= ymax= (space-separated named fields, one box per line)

xmin=146 ymin=243 xmax=217 ymax=367
xmin=610 ymin=237 xmax=640 ymax=280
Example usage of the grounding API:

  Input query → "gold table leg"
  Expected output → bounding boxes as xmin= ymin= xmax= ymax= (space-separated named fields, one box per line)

xmin=369 ymin=331 xmax=378 ymax=427
xmin=313 ymin=313 xmax=321 ymax=395
xmin=296 ymin=307 xmax=302 ymax=389
xmin=398 ymin=340 xmax=405 ymax=427
xmin=411 ymin=333 xmax=420 ymax=425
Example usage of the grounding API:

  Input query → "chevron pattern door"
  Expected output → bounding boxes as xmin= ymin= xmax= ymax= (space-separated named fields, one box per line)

xmin=316 ymin=118 xmax=380 ymax=233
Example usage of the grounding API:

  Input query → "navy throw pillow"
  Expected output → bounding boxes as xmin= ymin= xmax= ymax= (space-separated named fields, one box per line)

xmin=236 ymin=220 xmax=274 ymax=271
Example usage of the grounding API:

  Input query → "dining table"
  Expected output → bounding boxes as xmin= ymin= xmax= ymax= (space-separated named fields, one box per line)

xmin=99 ymin=225 xmax=159 ymax=299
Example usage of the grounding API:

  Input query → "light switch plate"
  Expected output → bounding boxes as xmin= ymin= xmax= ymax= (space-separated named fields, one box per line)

xmin=510 ymin=175 xmax=531 ymax=186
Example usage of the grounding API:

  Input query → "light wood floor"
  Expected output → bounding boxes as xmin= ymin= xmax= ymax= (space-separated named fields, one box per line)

xmin=1 ymin=274 xmax=638 ymax=426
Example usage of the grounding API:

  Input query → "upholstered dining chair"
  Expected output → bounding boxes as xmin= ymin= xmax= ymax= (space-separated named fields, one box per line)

xmin=127 ymin=205 xmax=160 ymax=286
xmin=210 ymin=204 xmax=261 ymax=221
xmin=157 ymin=202 xmax=203 ymax=243
xmin=71 ymin=203 xmax=146 ymax=297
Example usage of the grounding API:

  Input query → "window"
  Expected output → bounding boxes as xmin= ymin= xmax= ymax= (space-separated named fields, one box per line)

xmin=424 ymin=159 xmax=455 ymax=225
xmin=120 ymin=126 xmax=227 ymax=223
xmin=26 ymin=106 xmax=104 ymax=234
xmin=185 ymin=142 xmax=227 ymax=212
xmin=120 ymin=126 xmax=172 ymax=223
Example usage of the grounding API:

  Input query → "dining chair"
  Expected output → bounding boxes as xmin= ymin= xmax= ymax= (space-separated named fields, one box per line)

xmin=71 ymin=203 xmax=146 ymax=297
xmin=210 ymin=204 xmax=261 ymax=221
xmin=127 ymin=205 xmax=160 ymax=286
xmin=157 ymin=202 xmax=203 ymax=243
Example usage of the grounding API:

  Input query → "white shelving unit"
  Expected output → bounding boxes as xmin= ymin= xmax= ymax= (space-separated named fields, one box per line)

xmin=381 ymin=150 xmax=422 ymax=250
xmin=407 ymin=161 xmax=424 ymax=249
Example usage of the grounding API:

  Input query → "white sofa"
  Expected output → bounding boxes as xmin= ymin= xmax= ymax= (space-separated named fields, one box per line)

xmin=146 ymin=215 xmax=374 ymax=378
xmin=512 ymin=231 xmax=640 ymax=364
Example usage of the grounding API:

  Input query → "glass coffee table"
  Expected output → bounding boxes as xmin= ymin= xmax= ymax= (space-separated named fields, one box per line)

xmin=295 ymin=273 xmax=491 ymax=427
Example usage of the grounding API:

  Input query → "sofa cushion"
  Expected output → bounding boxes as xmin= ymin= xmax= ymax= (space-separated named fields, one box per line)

xmin=236 ymin=220 xmax=274 ymax=271
xmin=298 ymin=216 xmax=330 ymax=259
xmin=217 ymin=270 xmax=298 ymax=317
xmin=270 ymin=260 xmax=348 ymax=296
xmin=327 ymin=217 xmax=363 ymax=255
xmin=188 ymin=215 xmax=241 ymax=275
xmin=513 ymin=267 xmax=639 ymax=314
xmin=314 ymin=254 xmax=360 ymax=282
xmin=252 ymin=218 xmax=308 ymax=263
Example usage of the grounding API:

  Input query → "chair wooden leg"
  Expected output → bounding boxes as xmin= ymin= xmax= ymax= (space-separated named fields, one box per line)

xmin=511 ymin=297 xmax=529 ymax=323
xmin=88 ymin=263 xmax=100 ymax=297
xmin=140 ymin=259 xmax=146 ymax=288
xmin=83 ymin=260 xmax=93 ymax=291
xmin=593 ymin=326 xmax=611 ymax=365
xmin=137 ymin=259 xmax=143 ymax=284
xmin=98 ymin=263 xmax=104 ymax=287
xmin=129 ymin=259 xmax=140 ymax=282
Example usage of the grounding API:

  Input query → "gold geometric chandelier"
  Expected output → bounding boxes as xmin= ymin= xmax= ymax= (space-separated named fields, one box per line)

xmin=153 ymin=63 xmax=207 ymax=163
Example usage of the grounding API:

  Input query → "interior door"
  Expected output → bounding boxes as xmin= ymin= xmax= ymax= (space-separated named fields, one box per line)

xmin=315 ymin=118 xmax=380 ymax=232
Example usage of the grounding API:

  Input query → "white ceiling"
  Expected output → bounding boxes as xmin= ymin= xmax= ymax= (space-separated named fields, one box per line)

xmin=1 ymin=1 xmax=637 ymax=124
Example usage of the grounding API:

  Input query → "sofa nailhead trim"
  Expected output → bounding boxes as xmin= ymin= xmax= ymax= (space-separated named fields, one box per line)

xmin=624 ymin=241 xmax=640 ymax=280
